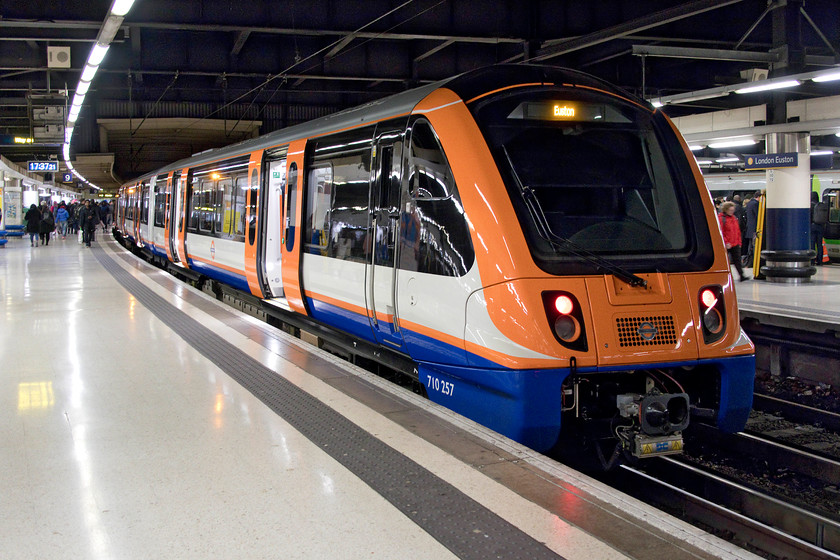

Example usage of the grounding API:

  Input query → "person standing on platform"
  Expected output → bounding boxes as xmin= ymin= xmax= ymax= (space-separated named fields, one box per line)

xmin=719 ymin=201 xmax=749 ymax=281
xmin=744 ymin=191 xmax=760 ymax=266
xmin=55 ymin=202 xmax=69 ymax=239
xmin=811 ymin=191 xmax=827 ymax=266
xmin=24 ymin=204 xmax=41 ymax=247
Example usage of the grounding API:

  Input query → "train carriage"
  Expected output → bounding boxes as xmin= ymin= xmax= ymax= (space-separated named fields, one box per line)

xmin=115 ymin=64 xmax=755 ymax=463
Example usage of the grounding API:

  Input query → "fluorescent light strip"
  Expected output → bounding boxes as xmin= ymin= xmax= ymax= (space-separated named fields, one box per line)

xmin=715 ymin=157 xmax=740 ymax=163
xmin=80 ymin=64 xmax=98 ymax=82
xmin=110 ymin=0 xmax=136 ymax=17
xmin=813 ymin=71 xmax=840 ymax=83
xmin=811 ymin=150 xmax=834 ymax=156
xmin=87 ymin=43 xmax=110 ymax=66
xmin=735 ymin=79 xmax=801 ymax=94
xmin=708 ymin=139 xmax=757 ymax=149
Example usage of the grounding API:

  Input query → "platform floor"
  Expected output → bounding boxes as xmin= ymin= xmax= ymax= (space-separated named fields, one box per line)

xmin=736 ymin=261 xmax=840 ymax=330
xmin=0 ymin=235 xmax=760 ymax=560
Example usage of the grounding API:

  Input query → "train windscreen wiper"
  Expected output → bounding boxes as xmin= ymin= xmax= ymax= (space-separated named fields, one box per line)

xmin=501 ymin=145 xmax=647 ymax=288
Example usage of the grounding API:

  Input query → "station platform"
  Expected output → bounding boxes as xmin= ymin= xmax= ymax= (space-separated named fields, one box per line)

xmin=736 ymin=262 xmax=840 ymax=333
xmin=0 ymin=234 xmax=760 ymax=560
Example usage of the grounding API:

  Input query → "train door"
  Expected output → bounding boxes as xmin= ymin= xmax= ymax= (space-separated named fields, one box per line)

xmin=164 ymin=172 xmax=174 ymax=261
xmin=281 ymin=139 xmax=307 ymax=314
xmin=260 ymin=148 xmax=287 ymax=297
xmin=169 ymin=170 xmax=187 ymax=265
xmin=367 ymin=127 xmax=405 ymax=349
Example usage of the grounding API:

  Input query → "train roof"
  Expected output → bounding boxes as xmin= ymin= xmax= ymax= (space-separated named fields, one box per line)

xmin=122 ymin=64 xmax=642 ymax=186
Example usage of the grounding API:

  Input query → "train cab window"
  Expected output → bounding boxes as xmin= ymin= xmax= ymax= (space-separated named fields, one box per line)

xmin=470 ymin=88 xmax=713 ymax=274
xmin=401 ymin=119 xmax=474 ymax=277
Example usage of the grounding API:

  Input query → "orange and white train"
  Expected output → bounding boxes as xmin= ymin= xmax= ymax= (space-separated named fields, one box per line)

xmin=115 ymin=64 xmax=755 ymax=464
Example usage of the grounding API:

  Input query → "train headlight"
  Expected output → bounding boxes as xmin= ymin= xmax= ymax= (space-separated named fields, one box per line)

xmin=543 ymin=291 xmax=588 ymax=351
xmin=699 ymin=285 xmax=726 ymax=343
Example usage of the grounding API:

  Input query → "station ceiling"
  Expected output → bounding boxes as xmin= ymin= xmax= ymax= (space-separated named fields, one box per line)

xmin=1 ymin=0 xmax=839 ymax=192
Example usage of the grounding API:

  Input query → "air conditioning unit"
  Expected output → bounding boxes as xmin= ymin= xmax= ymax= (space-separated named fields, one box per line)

xmin=740 ymin=68 xmax=769 ymax=82
xmin=34 ymin=124 xmax=65 ymax=140
xmin=47 ymin=46 xmax=71 ymax=69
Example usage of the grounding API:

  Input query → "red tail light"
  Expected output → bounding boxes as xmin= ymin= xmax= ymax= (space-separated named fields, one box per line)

xmin=699 ymin=285 xmax=726 ymax=342
xmin=543 ymin=291 xmax=587 ymax=351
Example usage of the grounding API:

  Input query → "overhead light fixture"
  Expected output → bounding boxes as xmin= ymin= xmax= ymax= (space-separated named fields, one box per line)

xmin=650 ymin=99 xmax=664 ymax=108
xmin=76 ymin=81 xmax=91 ymax=95
xmin=667 ymin=92 xmax=728 ymax=104
xmin=696 ymin=159 xmax=713 ymax=166
xmin=80 ymin=64 xmax=98 ymax=82
xmin=812 ymin=70 xmax=840 ymax=83
xmin=110 ymin=0 xmax=136 ymax=17
xmin=708 ymin=139 xmax=757 ymax=149
xmin=87 ymin=43 xmax=110 ymax=66
xmin=735 ymin=79 xmax=801 ymax=94
xmin=811 ymin=150 xmax=834 ymax=156
xmin=688 ymin=145 xmax=704 ymax=151
xmin=715 ymin=157 xmax=740 ymax=163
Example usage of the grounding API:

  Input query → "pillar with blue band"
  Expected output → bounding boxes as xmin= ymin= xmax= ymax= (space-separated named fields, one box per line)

xmin=760 ymin=132 xmax=816 ymax=283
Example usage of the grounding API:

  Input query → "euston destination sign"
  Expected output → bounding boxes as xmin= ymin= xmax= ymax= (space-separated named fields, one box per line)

xmin=744 ymin=152 xmax=799 ymax=170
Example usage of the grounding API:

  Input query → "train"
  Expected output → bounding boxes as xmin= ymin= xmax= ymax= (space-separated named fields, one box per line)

xmin=114 ymin=64 xmax=755 ymax=466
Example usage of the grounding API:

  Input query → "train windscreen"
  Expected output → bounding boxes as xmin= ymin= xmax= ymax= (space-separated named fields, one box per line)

xmin=471 ymin=88 xmax=713 ymax=274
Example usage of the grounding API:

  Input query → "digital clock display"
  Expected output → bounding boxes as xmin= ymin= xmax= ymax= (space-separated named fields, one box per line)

xmin=28 ymin=161 xmax=58 ymax=172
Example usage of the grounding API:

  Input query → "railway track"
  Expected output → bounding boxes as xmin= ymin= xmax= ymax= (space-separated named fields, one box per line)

xmin=596 ymin=389 xmax=840 ymax=559
xmin=611 ymin=458 xmax=840 ymax=560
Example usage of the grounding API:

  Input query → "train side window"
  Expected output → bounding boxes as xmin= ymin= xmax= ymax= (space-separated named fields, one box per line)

xmin=285 ymin=162 xmax=298 ymax=252
xmin=305 ymin=127 xmax=374 ymax=261
xmin=140 ymin=184 xmax=150 ymax=225
xmin=217 ymin=177 xmax=231 ymax=235
xmin=154 ymin=174 xmax=167 ymax=227
xmin=402 ymin=119 xmax=474 ymax=277
xmin=233 ymin=176 xmax=247 ymax=238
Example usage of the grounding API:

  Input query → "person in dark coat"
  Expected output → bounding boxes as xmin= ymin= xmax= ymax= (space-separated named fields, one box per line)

xmin=24 ymin=204 xmax=41 ymax=247
xmin=80 ymin=200 xmax=101 ymax=247
xmin=743 ymin=191 xmax=760 ymax=266
xmin=39 ymin=203 xmax=55 ymax=246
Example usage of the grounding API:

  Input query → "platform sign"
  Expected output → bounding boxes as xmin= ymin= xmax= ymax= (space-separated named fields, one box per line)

xmin=61 ymin=173 xmax=73 ymax=183
xmin=744 ymin=152 xmax=798 ymax=170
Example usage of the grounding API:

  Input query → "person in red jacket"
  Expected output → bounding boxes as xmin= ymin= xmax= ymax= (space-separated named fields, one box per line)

xmin=719 ymin=201 xmax=749 ymax=281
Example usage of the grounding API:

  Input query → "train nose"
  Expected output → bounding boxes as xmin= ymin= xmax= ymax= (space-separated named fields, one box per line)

xmin=640 ymin=393 xmax=689 ymax=435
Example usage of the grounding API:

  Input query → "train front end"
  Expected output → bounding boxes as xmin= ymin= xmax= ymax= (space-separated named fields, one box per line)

xmin=418 ymin=66 xmax=755 ymax=461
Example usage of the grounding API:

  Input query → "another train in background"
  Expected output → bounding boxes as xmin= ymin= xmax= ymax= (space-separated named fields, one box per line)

xmin=114 ymin=64 xmax=755 ymax=467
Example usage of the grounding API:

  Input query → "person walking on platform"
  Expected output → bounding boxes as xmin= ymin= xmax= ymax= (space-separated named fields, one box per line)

xmin=55 ymin=202 xmax=69 ymax=239
xmin=24 ymin=204 xmax=41 ymax=247
xmin=39 ymin=203 xmax=55 ymax=246
xmin=719 ymin=201 xmax=749 ymax=281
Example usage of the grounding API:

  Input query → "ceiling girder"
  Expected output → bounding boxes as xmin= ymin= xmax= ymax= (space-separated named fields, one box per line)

xmin=531 ymin=0 xmax=747 ymax=62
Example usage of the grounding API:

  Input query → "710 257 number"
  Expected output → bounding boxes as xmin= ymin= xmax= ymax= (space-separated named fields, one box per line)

xmin=425 ymin=374 xmax=454 ymax=397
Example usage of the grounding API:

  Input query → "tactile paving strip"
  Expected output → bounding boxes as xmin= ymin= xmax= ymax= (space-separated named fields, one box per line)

xmin=93 ymin=246 xmax=565 ymax=560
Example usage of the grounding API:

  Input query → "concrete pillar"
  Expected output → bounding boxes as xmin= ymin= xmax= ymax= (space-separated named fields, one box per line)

xmin=760 ymin=132 xmax=815 ymax=283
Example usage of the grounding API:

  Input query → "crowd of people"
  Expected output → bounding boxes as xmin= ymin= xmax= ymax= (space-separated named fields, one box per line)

xmin=715 ymin=188 xmax=828 ymax=280
xmin=23 ymin=199 xmax=113 ymax=248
